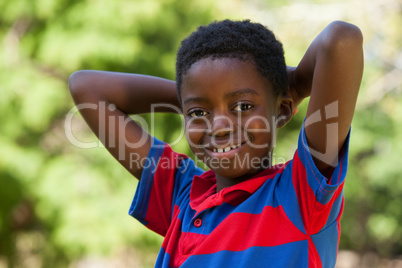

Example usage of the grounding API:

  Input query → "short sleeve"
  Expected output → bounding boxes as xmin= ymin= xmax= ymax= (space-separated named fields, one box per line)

xmin=128 ymin=137 xmax=204 ymax=236
xmin=291 ymin=124 xmax=350 ymax=234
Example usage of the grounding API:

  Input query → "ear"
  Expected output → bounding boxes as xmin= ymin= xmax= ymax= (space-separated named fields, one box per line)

xmin=276 ymin=95 xmax=293 ymax=128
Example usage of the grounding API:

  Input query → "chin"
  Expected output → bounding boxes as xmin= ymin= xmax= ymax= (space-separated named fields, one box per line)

xmin=210 ymin=165 xmax=262 ymax=180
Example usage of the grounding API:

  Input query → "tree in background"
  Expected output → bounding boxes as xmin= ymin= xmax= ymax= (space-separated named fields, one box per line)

xmin=0 ymin=0 xmax=401 ymax=267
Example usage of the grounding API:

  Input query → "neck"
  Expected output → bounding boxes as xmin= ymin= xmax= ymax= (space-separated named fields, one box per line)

xmin=215 ymin=167 xmax=266 ymax=192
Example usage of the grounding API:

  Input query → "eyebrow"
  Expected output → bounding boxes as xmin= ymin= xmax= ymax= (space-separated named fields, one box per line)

xmin=183 ymin=88 xmax=259 ymax=105
xmin=183 ymin=96 xmax=207 ymax=105
xmin=225 ymin=88 xmax=259 ymax=98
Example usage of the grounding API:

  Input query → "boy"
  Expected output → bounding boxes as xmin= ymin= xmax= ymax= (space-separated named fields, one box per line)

xmin=69 ymin=19 xmax=363 ymax=267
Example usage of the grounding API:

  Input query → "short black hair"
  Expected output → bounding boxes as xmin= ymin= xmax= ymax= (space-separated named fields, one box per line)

xmin=176 ymin=19 xmax=287 ymax=103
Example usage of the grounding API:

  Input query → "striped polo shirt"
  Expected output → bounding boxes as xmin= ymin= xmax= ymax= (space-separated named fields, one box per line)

xmin=129 ymin=128 xmax=349 ymax=267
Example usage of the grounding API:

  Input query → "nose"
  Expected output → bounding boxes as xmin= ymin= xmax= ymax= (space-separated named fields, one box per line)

xmin=207 ymin=115 xmax=234 ymax=137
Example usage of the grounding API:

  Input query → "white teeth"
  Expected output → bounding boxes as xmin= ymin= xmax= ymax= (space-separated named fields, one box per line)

xmin=211 ymin=144 xmax=241 ymax=153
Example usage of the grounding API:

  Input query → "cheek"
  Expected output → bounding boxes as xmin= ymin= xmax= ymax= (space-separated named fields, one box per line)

xmin=242 ymin=115 xmax=274 ymax=139
xmin=185 ymin=120 xmax=206 ymax=149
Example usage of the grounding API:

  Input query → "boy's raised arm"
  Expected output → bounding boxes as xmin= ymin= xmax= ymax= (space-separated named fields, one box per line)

xmin=68 ymin=70 xmax=179 ymax=179
xmin=289 ymin=21 xmax=364 ymax=177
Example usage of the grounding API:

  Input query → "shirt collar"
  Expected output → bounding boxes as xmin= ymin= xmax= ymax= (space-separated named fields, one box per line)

xmin=189 ymin=164 xmax=286 ymax=212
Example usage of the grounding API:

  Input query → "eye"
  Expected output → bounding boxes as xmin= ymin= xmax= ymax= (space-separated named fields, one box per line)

xmin=188 ymin=110 xmax=208 ymax=118
xmin=233 ymin=103 xmax=253 ymax=112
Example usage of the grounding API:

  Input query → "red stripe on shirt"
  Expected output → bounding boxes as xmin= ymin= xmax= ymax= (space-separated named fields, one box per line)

xmin=292 ymin=151 xmax=317 ymax=234
xmin=311 ymin=182 xmax=344 ymax=234
xmin=308 ymin=236 xmax=323 ymax=268
xmin=145 ymin=149 xmax=183 ymax=236
xmin=169 ymin=205 xmax=308 ymax=266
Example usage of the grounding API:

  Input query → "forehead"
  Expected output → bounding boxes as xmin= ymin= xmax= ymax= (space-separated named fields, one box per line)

xmin=181 ymin=57 xmax=275 ymax=102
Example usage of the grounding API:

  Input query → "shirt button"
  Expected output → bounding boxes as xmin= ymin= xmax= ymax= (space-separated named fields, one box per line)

xmin=194 ymin=218 xmax=202 ymax=228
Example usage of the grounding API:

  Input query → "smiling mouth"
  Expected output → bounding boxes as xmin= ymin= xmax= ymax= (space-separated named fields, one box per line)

xmin=207 ymin=142 xmax=245 ymax=153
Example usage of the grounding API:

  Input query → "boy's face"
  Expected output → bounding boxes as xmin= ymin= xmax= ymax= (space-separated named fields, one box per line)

xmin=181 ymin=57 xmax=290 ymax=184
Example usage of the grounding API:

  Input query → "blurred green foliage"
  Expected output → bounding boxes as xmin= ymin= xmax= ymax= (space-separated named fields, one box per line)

xmin=0 ymin=0 xmax=401 ymax=267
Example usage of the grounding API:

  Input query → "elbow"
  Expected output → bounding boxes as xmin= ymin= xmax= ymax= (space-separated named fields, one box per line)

xmin=69 ymin=70 xmax=85 ymax=94
xmin=68 ymin=70 xmax=91 ymax=102
xmin=324 ymin=21 xmax=363 ymax=53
